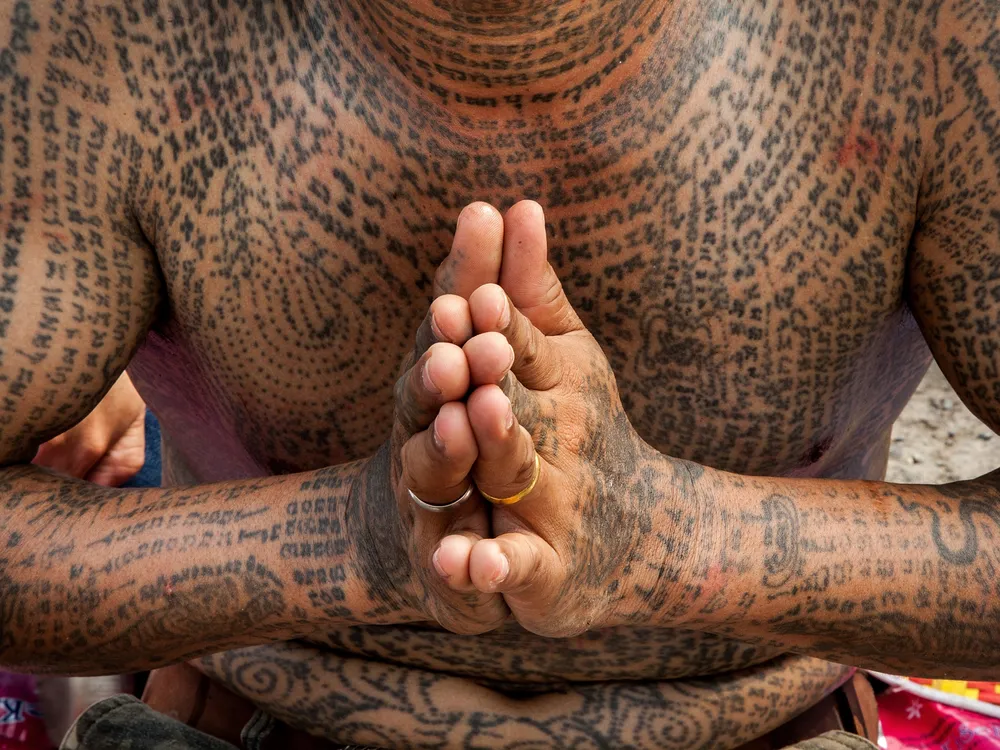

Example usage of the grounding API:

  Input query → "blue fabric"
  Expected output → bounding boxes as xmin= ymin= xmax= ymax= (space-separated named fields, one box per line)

xmin=121 ymin=410 xmax=162 ymax=488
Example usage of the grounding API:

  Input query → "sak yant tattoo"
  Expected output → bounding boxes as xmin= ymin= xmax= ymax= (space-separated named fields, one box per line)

xmin=1 ymin=0 xmax=999 ymax=746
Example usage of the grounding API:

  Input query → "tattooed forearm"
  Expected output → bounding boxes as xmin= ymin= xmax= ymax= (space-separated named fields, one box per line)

xmin=622 ymin=458 xmax=1000 ymax=677
xmin=2 ymin=0 xmax=999 ymax=740
xmin=0 ymin=458 xmax=415 ymax=675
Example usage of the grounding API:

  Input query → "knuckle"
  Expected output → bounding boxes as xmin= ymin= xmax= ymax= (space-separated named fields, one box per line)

xmin=519 ymin=330 xmax=541 ymax=370
xmin=433 ymin=262 xmax=453 ymax=291
xmin=505 ymin=381 xmax=538 ymax=428
xmin=550 ymin=622 xmax=586 ymax=638
xmin=444 ymin=619 xmax=487 ymax=636
xmin=396 ymin=400 xmax=422 ymax=437
xmin=393 ymin=371 xmax=410 ymax=407
xmin=439 ymin=606 xmax=494 ymax=635
xmin=78 ymin=436 xmax=106 ymax=466
xmin=414 ymin=318 xmax=434 ymax=352
xmin=539 ymin=272 xmax=564 ymax=308
xmin=430 ymin=595 xmax=494 ymax=635
xmin=397 ymin=348 xmax=417 ymax=377
xmin=513 ymin=456 xmax=536 ymax=488
xmin=396 ymin=410 xmax=421 ymax=443
xmin=394 ymin=371 xmax=429 ymax=431
xmin=403 ymin=447 xmax=463 ymax=498
xmin=36 ymin=437 xmax=64 ymax=459
xmin=397 ymin=438 xmax=417 ymax=483
xmin=516 ymin=610 xmax=583 ymax=638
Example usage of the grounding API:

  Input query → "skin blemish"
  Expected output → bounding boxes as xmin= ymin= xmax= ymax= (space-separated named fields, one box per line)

xmin=834 ymin=131 xmax=888 ymax=167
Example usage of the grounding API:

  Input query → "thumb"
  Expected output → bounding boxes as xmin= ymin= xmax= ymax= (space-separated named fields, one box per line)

xmin=499 ymin=201 xmax=583 ymax=336
xmin=433 ymin=202 xmax=504 ymax=298
xmin=469 ymin=533 xmax=561 ymax=597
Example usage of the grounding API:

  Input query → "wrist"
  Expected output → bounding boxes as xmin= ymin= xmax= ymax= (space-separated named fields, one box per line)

xmin=606 ymin=455 xmax=712 ymax=629
xmin=270 ymin=454 xmax=415 ymax=628
xmin=342 ymin=448 xmax=426 ymax=625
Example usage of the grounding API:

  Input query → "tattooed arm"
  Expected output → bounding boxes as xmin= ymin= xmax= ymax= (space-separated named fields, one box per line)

xmin=0 ymin=321 xmax=502 ymax=676
xmin=0 ymin=243 xmax=504 ymax=677
xmin=0 ymin=209 xmax=504 ymax=677
xmin=0 ymin=4 xmax=514 ymax=671
xmin=454 ymin=200 xmax=999 ymax=679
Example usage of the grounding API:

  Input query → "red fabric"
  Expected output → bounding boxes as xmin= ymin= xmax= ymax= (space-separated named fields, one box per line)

xmin=0 ymin=673 xmax=52 ymax=749
xmin=879 ymin=686 xmax=1000 ymax=749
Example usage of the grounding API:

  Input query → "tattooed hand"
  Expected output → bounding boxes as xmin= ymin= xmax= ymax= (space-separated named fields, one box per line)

xmin=430 ymin=201 xmax=674 ymax=637
xmin=355 ymin=203 xmax=513 ymax=634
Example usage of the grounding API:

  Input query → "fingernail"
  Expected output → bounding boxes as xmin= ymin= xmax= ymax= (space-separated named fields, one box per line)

xmin=505 ymin=399 xmax=515 ymax=430
xmin=505 ymin=343 xmax=515 ymax=372
xmin=498 ymin=296 xmax=511 ymax=328
xmin=429 ymin=313 xmax=445 ymax=342
xmin=432 ymin=419 xmax=446 ymax=453
xmin=433 ymin=548 xmax=449 ymax=580
xmin=493 ymin=554 xmax=509 ymax=584
xmin=422 ymin=355 xmax=442 ymax=394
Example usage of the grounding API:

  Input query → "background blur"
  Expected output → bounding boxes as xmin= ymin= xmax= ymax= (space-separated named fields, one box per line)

xmin=887 ymin=363 xmax=997 ymax=484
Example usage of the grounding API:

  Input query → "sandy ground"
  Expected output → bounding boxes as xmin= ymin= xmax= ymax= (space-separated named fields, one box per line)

xmin=887 ymin=362 xmax=999 ymax=484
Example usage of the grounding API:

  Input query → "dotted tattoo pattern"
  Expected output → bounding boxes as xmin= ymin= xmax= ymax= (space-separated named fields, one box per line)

xmin=1 ymin=0 xmax=999 ymax=746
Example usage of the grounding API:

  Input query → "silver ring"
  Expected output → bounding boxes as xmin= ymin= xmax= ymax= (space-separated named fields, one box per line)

xmin=407 ymin=483 xmax=475 ymax=513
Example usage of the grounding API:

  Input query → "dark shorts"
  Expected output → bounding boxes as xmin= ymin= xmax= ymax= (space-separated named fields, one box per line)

xmin=60 ymin=665 xmax=879 ymax=750
xmin=60 ymin=694 xmax=372 ymax=750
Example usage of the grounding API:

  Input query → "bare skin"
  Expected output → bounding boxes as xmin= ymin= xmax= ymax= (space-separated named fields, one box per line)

xmin=33 ymin=372 xmax=146 ymax=486
xmin=1 ymin=0 xmax=999 ymax=747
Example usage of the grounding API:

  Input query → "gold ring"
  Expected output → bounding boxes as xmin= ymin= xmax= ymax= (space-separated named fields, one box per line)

xmin=480 ymin=455 xmax=541 ymax=506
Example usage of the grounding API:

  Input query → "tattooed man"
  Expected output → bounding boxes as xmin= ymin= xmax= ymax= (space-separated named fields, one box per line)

xmin=1 ymin=0 xmax=999 ymax=747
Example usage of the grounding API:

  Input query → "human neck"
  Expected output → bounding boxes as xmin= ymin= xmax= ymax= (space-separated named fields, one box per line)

xmin=356 ymin=0 xmax=659 ymax=109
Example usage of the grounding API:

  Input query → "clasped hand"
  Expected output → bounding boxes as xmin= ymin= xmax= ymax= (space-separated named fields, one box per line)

xmin=378 ymin=200 xmax=670 ymax=638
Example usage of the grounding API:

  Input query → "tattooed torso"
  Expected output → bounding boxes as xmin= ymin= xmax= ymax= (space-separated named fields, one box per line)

xmin=10 ymin=0 xmax=969 ymax=706
xmin=125 ymin=0 xmax=938 ymax=486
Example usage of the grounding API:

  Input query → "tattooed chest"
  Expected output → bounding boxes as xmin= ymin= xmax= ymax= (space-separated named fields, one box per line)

xmin=136 ymin=0 xmax=932 ymax=476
